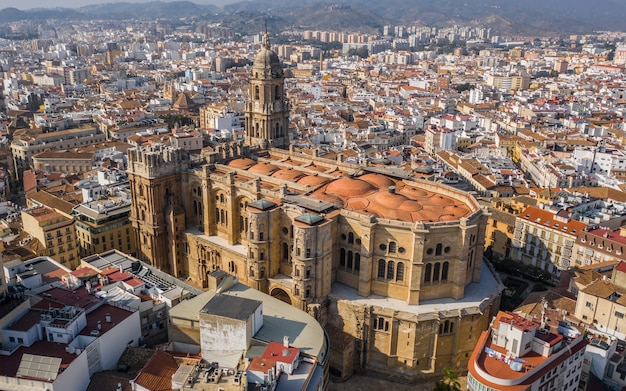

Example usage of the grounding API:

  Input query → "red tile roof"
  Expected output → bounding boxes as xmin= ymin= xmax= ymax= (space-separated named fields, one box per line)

xmin=518 ymin=206 xmax=586 ymax=235
xmin=132 ymin=350 xmax=179 ymax=391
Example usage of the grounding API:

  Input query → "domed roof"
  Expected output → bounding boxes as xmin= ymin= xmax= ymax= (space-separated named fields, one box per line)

xmin=271 ymin=169 xmax=305 ymax=181
xmin=370 ymin=191 xmax=409 ymax=209
xmin=248 ymin=163 xmax=280 ymax=175
xmin=359 ymin=173 xmax=396 ymax=188
xmin=252 ymin=33 xmax=283 ymax=78
xmin=398 ymin=186 xmax=428 ymax=198
xmin=428 ymin=194 xmax=456 ymax=206
xmin=305 ymin=164 xmax=329 ymax=173
xmin=297 ymin=175 xmax=329 ymax=187
xmin=228 ymin=158 xmax=256 ymax=169
xmin=309 ymin=174 xmax=475 ymax=223
xmin=325 ymin=178 xmax=376 ymax=198
xmin=398 ymin=200 xmax=423 ymax=212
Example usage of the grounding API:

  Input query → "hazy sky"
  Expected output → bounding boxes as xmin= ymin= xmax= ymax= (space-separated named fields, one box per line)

xmin=2 ymin=0 xmax=236 ymax=10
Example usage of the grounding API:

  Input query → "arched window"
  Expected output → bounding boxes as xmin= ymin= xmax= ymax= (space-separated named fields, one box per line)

xmin=424 ymin=263 xmax=432 ymax=283
xmin=389 ymin=241 xmax=397 ymax=253
xmin=255 ymin=85 xmax=260 ymax=100
xmin=249 ymin=266 xmax=254 ymax=277
xmin=340 ymin=248 xmax=346 ymax=267
xmin=219 ymin=193 xmax=224 ymax=203
xmin=260 ymin=267 xmax=265 ymax=279
xmin=348 ymin=232 xmax=354 ymax=244
xmin=275 ymin=85 xmax=280 ymax=100
xmin=387 ymin=261 xmax=395 ymax=280
xmin=433 ymin=262 xmax=440 ymax=282
xmin=283 ymin=243 xmax=289 ymax=261
xmin=442 ymin=261 xmax=449 ymax=281
xmin=435 ymin=243 xmax=442 ymax=256
xmin=396 ymin=262 xmax=404 ymax=281
xmin=378 ymin=259 xmax=385 ymax=278
xmin=355 ymin=253 xmax=361 ymax=272
xmin=347 ymin=251 xmax=353 ymax=269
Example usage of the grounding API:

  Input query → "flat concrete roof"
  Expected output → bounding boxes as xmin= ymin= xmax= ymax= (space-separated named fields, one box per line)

xmin=330 ymin=262 xmax=504 ymax=319
xmin=200 ymin=294 xmax=261 ymax=321
xmin=185 ymin=228 xmax=247 ymax=256
xmin=169 ymin=282 xmax=327 ymax=362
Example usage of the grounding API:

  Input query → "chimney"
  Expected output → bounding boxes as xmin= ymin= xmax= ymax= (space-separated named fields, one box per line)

xmin=283 ymin=336 xmax=290 ymax=348
xmin=105 ymin=313 xmax=112 ymax=323
xmin=97 ymin=321 xmax=102 ymax=330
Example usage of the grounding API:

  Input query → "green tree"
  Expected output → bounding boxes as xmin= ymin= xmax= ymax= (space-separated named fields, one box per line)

xmin=433 ymin=368 xmax=461 ymax=391
xmin=347 ymin=46 xmax=369 ymax=58
xmin=455 ymin=83 xmax=475 ymax=93
xmin=160 ymin=113 xmax=184 ymax=130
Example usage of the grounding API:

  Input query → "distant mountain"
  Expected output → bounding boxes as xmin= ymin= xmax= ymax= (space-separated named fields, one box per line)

xmin=79 ymin=1 xmax=218 ymax=19
xmin=0 ymin=0 xmax=624 ymax=35
xmin=341 ymin=0 xmax=626 ymax=35
xmin=0 ymin=7 xmax=84 ymax=22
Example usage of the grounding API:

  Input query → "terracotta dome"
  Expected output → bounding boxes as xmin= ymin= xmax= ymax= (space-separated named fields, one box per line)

xmin=370 ymin=191 xmax=409 ymax=209
xmin=248 ymin=163 xmax=280 ymax=175
xmin=271 ymin=169 xmax=305 ymax=181
xmin=310 ymin=174 xmax=474 ymax=223
xmin=359 ymin=173 xmax=396 ymax=189
xmin=297 ymin=175 xmax=329 ymax=187
xmin=309 ymin=190 xmax=342 ymax=205
xmin=228 ymin=158 xmax=256 ymax=169
xmin=346 ymin=197 xmax=370 ymax=210
xmin=427 ymin=194 xmax=456 ymax=206
xmin=324 ymin=178 xmax=377 ymax=198
xmin=398 ymin=200 xmax=423 ymax=212
xmin=418 ymin=208 xmax=447 ymax=221
xmin=305 ymin=164 xmax=329 ymax=173
xmin=398 ymin=186 xmax=429 ymax=198
xmin=443 ymin=204 xmax=469 ymax=216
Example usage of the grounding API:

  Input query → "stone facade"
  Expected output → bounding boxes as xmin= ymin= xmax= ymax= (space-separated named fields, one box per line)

xmin=127 ymin=33 xmax=502 ymax=381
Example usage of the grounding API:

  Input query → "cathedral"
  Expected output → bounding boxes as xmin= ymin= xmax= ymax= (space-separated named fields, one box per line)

xmin=127 ymin=33 xmax=502 ymax=381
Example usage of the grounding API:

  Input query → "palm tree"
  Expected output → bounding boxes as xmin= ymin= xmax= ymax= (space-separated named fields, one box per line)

xmin=433 ymin=368 xmax=461 ymax=391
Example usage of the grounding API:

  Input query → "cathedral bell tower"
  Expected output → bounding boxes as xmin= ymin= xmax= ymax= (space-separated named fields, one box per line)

xmin=245 ymin=31 xmax=289 ymax=149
